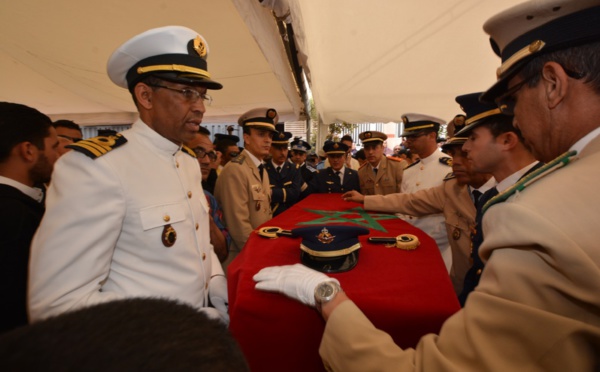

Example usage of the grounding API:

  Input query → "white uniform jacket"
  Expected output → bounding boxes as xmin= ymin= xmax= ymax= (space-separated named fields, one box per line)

xmin=400 ymin=150 xmax=453 ymax=270
xmin=28 ymin=120 xmax=223 ymax=321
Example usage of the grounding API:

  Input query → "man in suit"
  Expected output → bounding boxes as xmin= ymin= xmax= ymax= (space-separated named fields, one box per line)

xmin=0 ymin=102 xmax=59 ymax=333
xmin=307 ymin=141 xmax=360 ymax=194
xmin=29 ymin=26 xmax=228 ymax=324
xmin=357 ymin=130 xmax=405 ymax=196
xmin=254 ymin=2 xmax=600 ymax=370
xmin=265 ymin=130 xmax=304 ymax=216
xmin=215 ymin=108 xmax=277 ymax=269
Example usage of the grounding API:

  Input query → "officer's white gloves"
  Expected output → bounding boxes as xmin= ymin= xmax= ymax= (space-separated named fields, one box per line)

xmin=253 ymin=264 xmax=339 ymax=307
xmin=208 ymin=274 xmax=229 ymax=325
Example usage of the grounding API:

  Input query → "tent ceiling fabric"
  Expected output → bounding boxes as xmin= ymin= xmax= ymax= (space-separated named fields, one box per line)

xmin=1 ymin=0 xmax=524 ymax=127
xmin=285 ymin=0 xmax=523 ymax=124
xmin=0 ymin=0 xmax=301 ymax=125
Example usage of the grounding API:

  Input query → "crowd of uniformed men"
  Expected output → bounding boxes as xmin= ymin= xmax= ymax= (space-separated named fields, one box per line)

xmin=1 ymin=0 xmax=600 ymax=369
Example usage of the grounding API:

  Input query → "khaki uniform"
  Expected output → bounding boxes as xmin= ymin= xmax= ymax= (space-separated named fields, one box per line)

xmin=318 ymin=136 xmax=600 ymax=372
xmin=358 ymin=156 xmax=404 ymax=196
xmin=364 ymin=176 xmax=474 ymax=295
xmin=215 ymin=149 xmax=272 ymax=268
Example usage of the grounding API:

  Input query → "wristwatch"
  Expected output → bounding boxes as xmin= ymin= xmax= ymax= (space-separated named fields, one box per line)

xmin=314 ymin=281 xmax=342 ymax=311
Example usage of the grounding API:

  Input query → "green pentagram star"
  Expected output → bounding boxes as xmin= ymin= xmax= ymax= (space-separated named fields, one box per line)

xmin=298 ymin=207 xmax=396 ymax=232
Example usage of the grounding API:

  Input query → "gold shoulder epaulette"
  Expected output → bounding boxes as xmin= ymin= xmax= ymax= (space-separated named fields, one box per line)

xmin=443 ymin=172 xmax=455 ymax=181
xmin=439 ymin=157 xmax=453 ymax=167
xmin=181 ymin=145 xmax=196 ymax=158
xmin=231 ymin=153 xmax=246 ymax=164
xmin=67 ymin=134 xmax=127 ymax=159
xmin=483 ymin=151 xmax=576 ymax=214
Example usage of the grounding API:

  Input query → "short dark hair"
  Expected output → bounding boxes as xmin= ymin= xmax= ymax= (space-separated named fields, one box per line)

xmin=0 ymin=102 xmax=52 ymax=162
xmin=53 ymin=119 xmax=82 ymax=132
xmin=198 ymin=126 xmax=211 ymax=136
xmin=521 ymin=41 xmax=600 ymax=95
xmin=0 ymin=298 xmax=249 ymax=371
xmin=354 ymin=149 xmax=366 ymax=160
xmin=479 ymin=115 xmax=527 ymax=146
xmin=215 ymin=139 xmax=238 ymax=154
xmin=340 ymin=135 xmax=353 ymax=143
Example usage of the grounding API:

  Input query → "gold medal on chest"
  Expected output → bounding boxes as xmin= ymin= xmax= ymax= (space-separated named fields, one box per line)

xmin=255 ymin=201 xmax=261 ymax=211
xmin=162 ymin=224 xmax=177 ymax=247
xmin=452 ymin=227 xmax=461 ymax=240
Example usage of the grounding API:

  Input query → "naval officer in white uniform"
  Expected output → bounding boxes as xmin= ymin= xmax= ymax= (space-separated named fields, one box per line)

xmin=28 ymin=26 xmax=229 ymax=324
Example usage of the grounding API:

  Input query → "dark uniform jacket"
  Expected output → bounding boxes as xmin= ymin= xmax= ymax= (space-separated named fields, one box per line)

xmin=0 ymin=185 xmax=44 ymax=333
xmin=459 ymin=161 xmax=544 ymax=306
xmin=266 ymin=161 xmax=303 ymax=216
xmin=308 ymin=167 xmax=360 ymax=194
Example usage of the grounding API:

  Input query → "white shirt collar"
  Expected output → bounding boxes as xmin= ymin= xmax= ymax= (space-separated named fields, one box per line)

xmin=570 ymin=126 xmax=600 ymax=154
xmin=496 ymin=161 xmax=539 ymax=194
xmin=0 ymin=176 xmax=44 ymax=202
xmin=245 ymin=150 xmax=263 ymax=168
xmin=471 ymin=176 xmax=497 ymax=195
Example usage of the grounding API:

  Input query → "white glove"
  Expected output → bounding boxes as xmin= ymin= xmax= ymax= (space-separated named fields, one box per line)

xmin=199 ymin=307 xmax=227 ymax=324
xmin=208 ymin=274 xmax=229 ymax=325
xmin=253 ymin=263 xmax=339 ymax=307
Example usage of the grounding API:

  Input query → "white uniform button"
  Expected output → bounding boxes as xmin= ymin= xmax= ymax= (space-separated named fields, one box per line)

xmin=176 ymin=161 xmax=180 ymax=168
xmin=195 ymin=223 xmax=199 ymax=230
xmin=187 ymin=191 xmax=192 ymax=198
xmin=202 ymin=253 xmax=206 ymax=261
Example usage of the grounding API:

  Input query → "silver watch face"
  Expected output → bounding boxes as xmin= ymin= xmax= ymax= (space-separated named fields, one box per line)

xmin=315 ymin=281 xmax=338 ymax=303
xmin=317 ymin=283 xmax=334 ymax=298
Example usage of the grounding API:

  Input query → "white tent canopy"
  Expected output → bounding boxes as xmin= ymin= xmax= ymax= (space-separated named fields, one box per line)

xmin=0 ymin=0 xmax=522 ymax=127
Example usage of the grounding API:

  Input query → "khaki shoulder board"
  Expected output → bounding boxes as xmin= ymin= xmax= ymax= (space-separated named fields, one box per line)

xmin=443 ymin=172 xmax=455 ymax=181
xmin=181 ymin=145 xmax=196 ymax=158
xmin=358 ymin=162 xmax=368 ymax=170
xmin=231 ymin=153 xmax=246 ymax=164
xmin=483 ymin=150 xmax=576 ymax=214
xmin=439 ymin=157 xmax=453 ymax=167
xmin=67 ymin=134 xmax=127 ymax=159
xmin=405 ymin=159 xmax=420 ymax=170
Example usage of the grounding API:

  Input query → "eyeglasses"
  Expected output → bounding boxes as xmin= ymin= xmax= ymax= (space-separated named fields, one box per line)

xmin=495 ymin=74 xmax=537 ymax=115
xmin=148 ymin=84 xmax=212 ymax=105
xmin=402 ymin=132 xmax=427 ymax=141
xmin=58 ymin=134 xmax=83 ymax=143
xmin=496 ymin=66 xmax=585 ymax=115
xmin=192 ymin=147 xmax=217 ymax=161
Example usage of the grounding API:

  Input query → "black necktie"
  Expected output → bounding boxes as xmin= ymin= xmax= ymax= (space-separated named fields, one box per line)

xmin=258 ymin=164 xmax=264 ymax=181
xmin=373 ymin=168 xmax=378 ymax=175
xmin=476 ymin=187 xmax=498 ymax=212
xmin=472 ymin=190 xmax=482 ymax=206
xmin=335 ymin=171 xmax=342 ymax=183
xmin=276 ymin=166 xmax=281 ymax=173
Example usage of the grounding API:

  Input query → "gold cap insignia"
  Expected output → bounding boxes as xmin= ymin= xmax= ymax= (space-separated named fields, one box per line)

xmin=317 ymin=228 xmax=335 ymax=244
xmin=364 ymin=132 xmax=372 ymax=139
xmin=193 ymin=36 xmax=207 ymax=58
xmin=333 ymin=143 xmax=339 ymax=149
xmin=267 ymin=109 xmax=277 ymax=119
